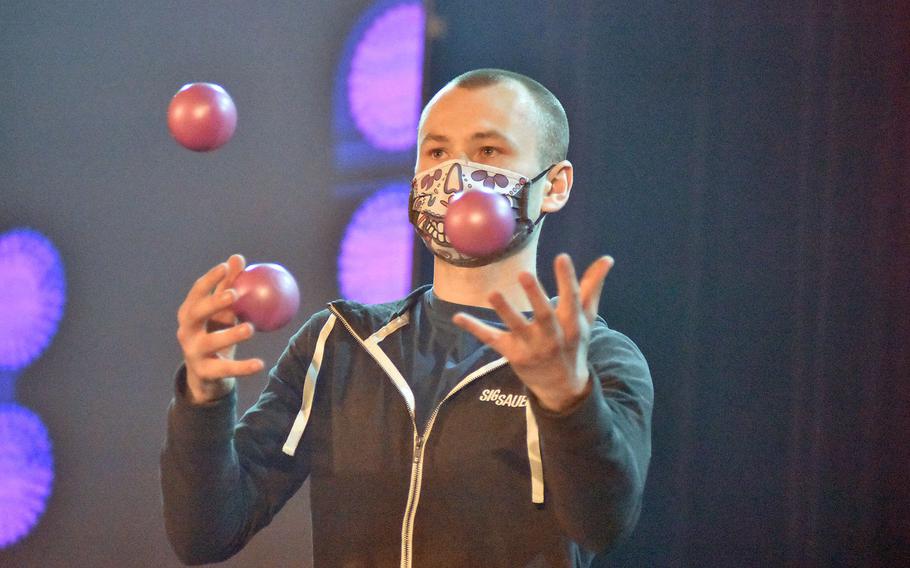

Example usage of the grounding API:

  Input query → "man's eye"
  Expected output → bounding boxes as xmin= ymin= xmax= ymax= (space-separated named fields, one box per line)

xmin=480 ymin=147 xmax=498 ymax=157
xmin=429 ymin=149 xmax=445 ymax=159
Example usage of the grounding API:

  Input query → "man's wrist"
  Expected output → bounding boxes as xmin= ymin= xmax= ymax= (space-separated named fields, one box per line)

xmin=185 ymin=371 xmax=236 ymax=406
xmin=531 ymin=374 xmax=593 ymax=414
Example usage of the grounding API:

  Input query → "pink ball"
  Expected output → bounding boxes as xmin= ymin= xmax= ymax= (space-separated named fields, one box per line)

xmin=444 ymin=190 xmax=517 ymax=257
xmin=232 ymin=263 xmax=300 ymax=332
xmin=167 ymin=83 xmax=237 ymax=152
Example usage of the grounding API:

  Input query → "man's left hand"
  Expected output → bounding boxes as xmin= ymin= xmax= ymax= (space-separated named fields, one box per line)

xmin=452 ymin=254 xmax=614 ymax=413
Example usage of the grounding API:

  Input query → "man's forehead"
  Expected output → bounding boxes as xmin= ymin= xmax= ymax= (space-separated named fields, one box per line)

xmin=418 ymin=81 xmax=537 ymax=135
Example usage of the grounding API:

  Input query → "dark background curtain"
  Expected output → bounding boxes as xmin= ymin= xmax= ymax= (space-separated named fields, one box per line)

xmin=420 ymin=1 xmax=910 ymax=566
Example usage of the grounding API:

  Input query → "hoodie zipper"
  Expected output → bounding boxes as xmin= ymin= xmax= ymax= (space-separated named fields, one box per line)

xmin=327 ymin=304 xmax=509 ymax=568
xmin=399 ymin=359 xmax=508 ymax=568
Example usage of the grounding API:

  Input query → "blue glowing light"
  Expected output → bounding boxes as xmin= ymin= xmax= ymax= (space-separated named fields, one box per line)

xmin=0 ymin=228 xmax=66 ymax=371
xmin=0 ymin=370 xmax=17 ymax=403
xmin=338 ymin=183 xmax=413 ymax=303
xmin=0 ymin=403 xmax=54 ymax=549
xmin=347 ymin=2 xmax=425 ymax=152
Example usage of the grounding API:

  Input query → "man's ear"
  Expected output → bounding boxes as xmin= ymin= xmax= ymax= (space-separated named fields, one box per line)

xmin=541 ymin=160 xmax=574 ymax=213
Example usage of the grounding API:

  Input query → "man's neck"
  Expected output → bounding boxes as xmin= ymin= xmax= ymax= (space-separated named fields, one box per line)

xmin=431 ymin=243 xmax=538 ymax=311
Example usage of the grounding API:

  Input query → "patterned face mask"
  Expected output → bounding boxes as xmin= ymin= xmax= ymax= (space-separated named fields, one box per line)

xmin=409 ymin=159 xmax=553 ymax=267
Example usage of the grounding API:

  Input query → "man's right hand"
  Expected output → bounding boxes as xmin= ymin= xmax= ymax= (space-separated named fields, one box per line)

xmin=176 ymin=254 xmax=264 ymax=404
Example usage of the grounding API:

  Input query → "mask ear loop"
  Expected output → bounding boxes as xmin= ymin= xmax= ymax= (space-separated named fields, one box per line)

xmin=517 ymin=164 xmax=557 ymax=233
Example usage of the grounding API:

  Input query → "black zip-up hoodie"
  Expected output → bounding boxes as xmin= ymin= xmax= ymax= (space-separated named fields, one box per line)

xmin=160 ymin=285 xmax=653 ymax=567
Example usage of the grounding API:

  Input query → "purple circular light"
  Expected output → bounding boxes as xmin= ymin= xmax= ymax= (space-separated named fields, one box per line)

xmin=347 ymin=2 xmax=425 ymax=151
xmin=338 ymin=183 xmax=413 ymax=303
xmin=0 ymin=403 xmax=54 ymax=549
xmin=0 ymin=229 xmax=66 ymax=371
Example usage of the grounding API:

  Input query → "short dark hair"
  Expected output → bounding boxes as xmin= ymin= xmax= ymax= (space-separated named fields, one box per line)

xmin=448 ymin=68 xmax=569 ymax=168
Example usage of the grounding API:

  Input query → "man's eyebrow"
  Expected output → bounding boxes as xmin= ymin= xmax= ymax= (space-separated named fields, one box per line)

xmin=420 ymin=133 xmax=449 ymax=147
xmin=470 ymin=130 xmax=511 ymax=143
xmin=420 ymin=130 xmax=515 ymax=147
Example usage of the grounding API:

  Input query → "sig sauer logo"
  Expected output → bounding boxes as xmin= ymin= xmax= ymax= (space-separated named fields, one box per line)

xmin=479 ymin=389 xmax=528 ymax=408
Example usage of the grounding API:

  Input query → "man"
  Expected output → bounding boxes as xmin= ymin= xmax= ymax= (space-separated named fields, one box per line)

xmin=162 ymin=69 xmax=653 ymax=567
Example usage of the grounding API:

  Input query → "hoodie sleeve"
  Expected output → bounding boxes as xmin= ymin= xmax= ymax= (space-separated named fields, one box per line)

xmin=159 ymin=309 xmax=333 ymax=565
xmin=528 ymin=319 xmax=654 ymax=554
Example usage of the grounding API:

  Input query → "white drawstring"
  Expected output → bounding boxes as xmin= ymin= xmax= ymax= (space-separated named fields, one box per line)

xmin=525 ymin=403 xmax=545 ymax=504
xmin=282 ymin=314 xmax=337 ymax=456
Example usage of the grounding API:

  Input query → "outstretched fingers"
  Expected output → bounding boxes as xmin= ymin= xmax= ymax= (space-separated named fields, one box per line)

xmin=213 ymin=254 xmax=246 ymax=296
xmin=452 ymin=312 xmax=504 ymax=349
xmin=488 ymin=292 xmax=530 ymax=334
xmin=179 ymin=262 xmax=228 ymax=332
xmin=194 ymin=356 xmax=265 ymax=380
xmin=209 ymin=254 xmax=246 ymax=329
xmin=554 ymin=253 xmax=581 ymax=313
xmin=185 ymin=262 xmax=227 ymax=306
xmin=518 ymin=271 xmax=557 ymax=332
xmin=196 ymin=321 xmax=255 ymax=357
xmin=579 ymin=256 xmax=614 ymax=321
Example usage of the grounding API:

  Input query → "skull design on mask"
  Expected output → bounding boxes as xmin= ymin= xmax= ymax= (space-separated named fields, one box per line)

xmin=409 ymin=159 xmax=552 ymax=267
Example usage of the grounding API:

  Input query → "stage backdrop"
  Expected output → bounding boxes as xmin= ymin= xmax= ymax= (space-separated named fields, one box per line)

xmin=2 ymin=1 xmax=909 ymax=567
xmin=420 ymin=1 xmax=910 ymax=566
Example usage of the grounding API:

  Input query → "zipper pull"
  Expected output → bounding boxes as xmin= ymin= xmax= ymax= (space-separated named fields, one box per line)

xmin=414 ymin=436 xmax=423 ymax=463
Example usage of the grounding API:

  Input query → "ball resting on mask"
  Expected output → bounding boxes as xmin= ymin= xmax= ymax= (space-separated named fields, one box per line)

xmin=444 ymin=190 xmax=517 ymax=258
